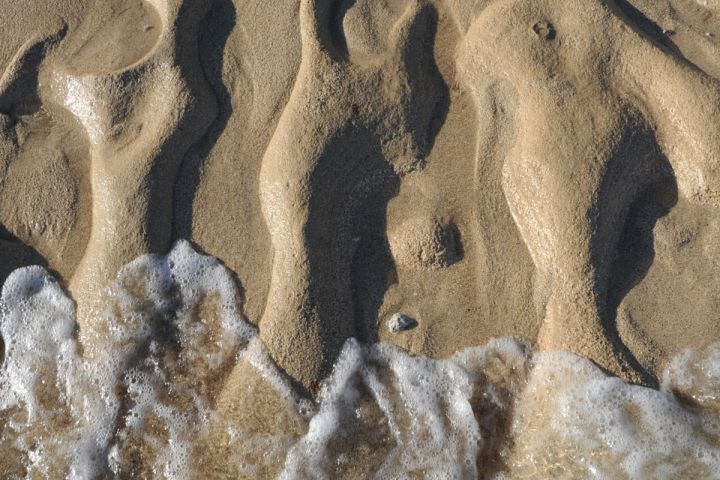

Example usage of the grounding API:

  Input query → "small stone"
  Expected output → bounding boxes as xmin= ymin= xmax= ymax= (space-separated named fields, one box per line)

xmin=387 ymin=313 xmax=417 ymax=332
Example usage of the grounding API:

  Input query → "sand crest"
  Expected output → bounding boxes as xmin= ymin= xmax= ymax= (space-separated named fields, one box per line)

xmin=1 ymin=0 xmax=720 ymax=477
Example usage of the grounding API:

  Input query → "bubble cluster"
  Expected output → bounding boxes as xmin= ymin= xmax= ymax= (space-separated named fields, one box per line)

xmin=504 ymin=351 xmax=720 ymax=479
xmin=0 ymin=240 xmax=253 ymax=479
xmin=0 ymin=242 xmax=719 ymax=479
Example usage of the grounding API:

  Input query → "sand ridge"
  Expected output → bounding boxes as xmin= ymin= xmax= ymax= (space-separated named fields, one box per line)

xmin=457 ymin=0 xmax=720 ymax=384
xmin=45 ymin=0 xmax=217 ymax=339
xmin=0 ymin=0 xmax=719 ymax=409
xmin=256 ymin=0 xmax=448 ymax=390
xmin=1 ymin=0 xmax=720 ymax=476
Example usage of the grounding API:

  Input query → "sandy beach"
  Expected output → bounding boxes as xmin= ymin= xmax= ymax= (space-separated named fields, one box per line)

xmin=0 ymin=0 xmax=720 ymax=478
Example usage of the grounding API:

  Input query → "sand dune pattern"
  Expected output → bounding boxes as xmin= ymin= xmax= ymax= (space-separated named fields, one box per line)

xmin=0 ymin=0 xmax=719 ymax=427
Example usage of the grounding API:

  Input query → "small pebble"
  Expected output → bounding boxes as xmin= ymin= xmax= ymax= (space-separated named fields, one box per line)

xmin=387 ymin=313 xmax=417 ymax=332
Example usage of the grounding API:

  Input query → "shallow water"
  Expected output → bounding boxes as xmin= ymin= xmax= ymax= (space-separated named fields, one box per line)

xmin=0 ymin=241 xmax=718 ymax=479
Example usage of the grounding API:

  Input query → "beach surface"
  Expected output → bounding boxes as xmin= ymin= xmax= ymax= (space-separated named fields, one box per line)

xmin=1 ymin=0 xmax=720 ymax=477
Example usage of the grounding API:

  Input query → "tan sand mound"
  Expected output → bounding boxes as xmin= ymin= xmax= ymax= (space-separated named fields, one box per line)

xmin=0 ymin=1 xmax=720 ymax=475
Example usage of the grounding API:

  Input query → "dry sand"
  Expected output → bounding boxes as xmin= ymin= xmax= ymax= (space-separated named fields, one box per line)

xmin=1 ymin=0 xmax=720 ymax=462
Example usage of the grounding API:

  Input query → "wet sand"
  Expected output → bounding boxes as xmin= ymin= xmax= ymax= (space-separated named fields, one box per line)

xmin=1 ymin=0 xmax=720 ymax=477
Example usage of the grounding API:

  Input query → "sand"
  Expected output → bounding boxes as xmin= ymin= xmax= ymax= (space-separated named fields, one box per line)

xmin=1 ymin=0 xmax=720 ymax=476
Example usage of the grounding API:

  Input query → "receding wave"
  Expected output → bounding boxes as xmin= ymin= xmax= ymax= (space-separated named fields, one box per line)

xmin=0 ymin=241 xmax=718 ymax=479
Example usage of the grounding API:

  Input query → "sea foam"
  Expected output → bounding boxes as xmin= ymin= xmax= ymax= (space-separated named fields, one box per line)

xmin=0 ymin=241 xmax=718 ymax=479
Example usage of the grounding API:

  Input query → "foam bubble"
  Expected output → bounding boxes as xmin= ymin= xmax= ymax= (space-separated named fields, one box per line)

xmin=503 ymin=351 xmax=720 ymax=479
xmin=280 ymin=338 xmax=529 ymax=479
xmin=0 ymin=240 xmax=254 ymax=478
xmin=0 ymin=241 xmax=719 ymax=479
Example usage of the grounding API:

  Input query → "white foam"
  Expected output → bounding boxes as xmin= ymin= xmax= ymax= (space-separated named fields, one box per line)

xmin=504 ymin=351 xmax=720 ymax=479
xmin=280 ymin=338 xmax=530 ymax=479
xmin=0 ymin=241 xmax=719 ymax=479
xmin=0 ymin=240 xmax=254 ymax=479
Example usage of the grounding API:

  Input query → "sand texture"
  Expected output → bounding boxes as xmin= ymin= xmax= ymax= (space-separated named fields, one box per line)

xmin=1 ymin=0 xmax=720 ymax=473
